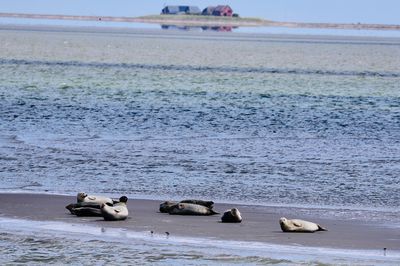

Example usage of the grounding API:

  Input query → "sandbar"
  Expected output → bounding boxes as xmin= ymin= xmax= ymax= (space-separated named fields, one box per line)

xmin=0 ymin=193 xmax=399 ymax=253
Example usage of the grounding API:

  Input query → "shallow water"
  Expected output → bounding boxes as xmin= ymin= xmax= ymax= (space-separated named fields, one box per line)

xmin=0 ymin=28 xmax=400 ymax=212
xmin=0 ymin=217 xmax=398 ymax=265
xmin=1 ymin=26 xmax=400 ymax=265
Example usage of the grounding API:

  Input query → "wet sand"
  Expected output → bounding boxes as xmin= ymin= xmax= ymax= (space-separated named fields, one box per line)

xmin=0 ymin=193 xmax=399 ymax=253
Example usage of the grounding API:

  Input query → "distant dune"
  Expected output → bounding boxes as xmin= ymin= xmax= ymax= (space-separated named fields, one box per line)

xmin=1 ymin=12 xmax=400 ymax=30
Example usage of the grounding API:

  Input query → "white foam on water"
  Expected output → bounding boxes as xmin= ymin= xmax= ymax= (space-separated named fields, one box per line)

xmin=0 ymin=217 xmax=398 ymax=265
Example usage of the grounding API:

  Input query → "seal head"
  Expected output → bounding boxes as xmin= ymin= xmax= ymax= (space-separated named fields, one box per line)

xmin=77 ymin=192 xmax=88 ymax=202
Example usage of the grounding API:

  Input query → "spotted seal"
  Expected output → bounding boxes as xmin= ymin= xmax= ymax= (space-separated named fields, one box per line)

xmin=159 ymin=201 xmax=178 ymax=213
xmin=180 ymin=199 xmax=214 ymax=209
xmin=71 ymin=206 xmax=103 ymax=217
xmin=101 ymin=196 xmax=129 ymax=221
xmin=279 ymin=217 xmax=327 ymax=232
xmin=66 ymin=202 xmax=101 ymax=215
xmin=168 ymin=203 xmax=218 ymax=216
xmin=221 ymin=208 xmax=242 ymax=223
xmin=77 ymin=192 xmax=113 ymax=205
xmin=159 ymin=199 xmax=214 ymax=213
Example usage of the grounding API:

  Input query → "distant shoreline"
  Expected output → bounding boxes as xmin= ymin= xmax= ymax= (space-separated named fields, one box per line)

xmin=1 ymin=12 xmax=400 ymax=31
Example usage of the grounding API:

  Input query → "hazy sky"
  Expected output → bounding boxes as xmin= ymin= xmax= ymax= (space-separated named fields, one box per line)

xmin=2 ymin=0 xmax=400 ymax=24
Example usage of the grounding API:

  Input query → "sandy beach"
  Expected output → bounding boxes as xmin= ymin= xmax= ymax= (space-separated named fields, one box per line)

xmin=0 ymin=193 xmax=399 ymax=254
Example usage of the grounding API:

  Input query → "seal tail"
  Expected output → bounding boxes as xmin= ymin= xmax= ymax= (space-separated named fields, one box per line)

xmin=317 ymin=224 xmax=328 ymax=231
xmin=65 ymin=203 xmax=76 ymax=214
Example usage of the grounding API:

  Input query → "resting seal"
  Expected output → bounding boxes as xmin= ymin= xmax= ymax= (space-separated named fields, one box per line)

xmin=159 ymin=199 xmax=215 ymax=213
xmin=72 ymin=206 xmax=103 ymax=217
xmin=159 ymin=201 xmax=178 ymax=213
xmin=66 ymin=201 xmax=114 ymax=216
xmin=180 ymin=199 xmax=214 ymax=209
xmin=77 ymin=192 xmax=113 ymax=205
xmin=101 ymin=196 xmax=129 ymax=221
xmin=66 ymin=202 xmax=101 ymax=215
xmin=279 ymin=217 xmax=327 ymax=233
xmin=168 ymin=203 xmax=218 ymax=216
xmin=221 ymin=208 xmax=242 ymax=223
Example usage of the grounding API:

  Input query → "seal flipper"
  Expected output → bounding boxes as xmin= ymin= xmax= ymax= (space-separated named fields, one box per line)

xmin=317 ymin=224 xmax=328 ymax=231
xmin=293 ymin=221 xmax=303 ymax=228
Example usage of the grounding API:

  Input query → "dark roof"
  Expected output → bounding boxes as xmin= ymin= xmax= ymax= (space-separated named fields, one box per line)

xmin=162 ymin=5 xmax=201 ymax=14
xmin=202 ymin=6 xmax=216 ymax=15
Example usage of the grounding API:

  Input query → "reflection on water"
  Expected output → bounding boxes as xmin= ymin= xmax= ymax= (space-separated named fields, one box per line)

xmin=161 ymin=24 xmax=235 ymax=32
xmin=1 ymin=17 xmax=400 ymax=37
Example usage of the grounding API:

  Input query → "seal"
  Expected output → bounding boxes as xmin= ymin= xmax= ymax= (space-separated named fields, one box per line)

xmin=76 ymin=192 xmax=113 ymax=205
xmin=180 ymin=199 xmax=214 ymax=209
xmin=101 ymin=196 xmax=129 ymax=221
xmin=66 ymin=203 xmax=78 ymax=214
xmin=72 ymin=206 xmax=103 ymax=217
xmin=66 ymin=202 xmax=99 ymax=214
xmin=221 ymin=208 xmax=242 ymax=223
xmin=168 ymin=203 xmax=218 ymax=216
xmin=65 ymin=202 xmax=110 ymax=216
xmin=159 ymin=201 xmax=178 ymax=213
xmin=159 ymin=199 xmax=214 ymax=213
xmin=279 ymin=217 xmax=327 ymax=232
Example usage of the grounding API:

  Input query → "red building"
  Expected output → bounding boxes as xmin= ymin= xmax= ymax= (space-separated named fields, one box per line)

xmin=212 ymin=5 xmax=233 ymax=16
xmin=202 ymin=5 xmax=233 ymax=17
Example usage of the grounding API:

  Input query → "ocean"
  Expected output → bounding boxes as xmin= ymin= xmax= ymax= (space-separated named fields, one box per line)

xmin=0 ymin=25 xmax=399 ymax=264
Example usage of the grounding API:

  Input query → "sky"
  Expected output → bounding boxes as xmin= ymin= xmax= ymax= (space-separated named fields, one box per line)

xmin=1 ymin=0 xmax=400 ymax=25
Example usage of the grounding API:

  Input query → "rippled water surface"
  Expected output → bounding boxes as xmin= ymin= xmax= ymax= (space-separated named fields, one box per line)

xmin=0 ymin=222 xmax=291 ymax=265
xmin=0 ymin=27 xmax=400 ymax=211
xmin=1 ymin=217 xmax=399 ymax=265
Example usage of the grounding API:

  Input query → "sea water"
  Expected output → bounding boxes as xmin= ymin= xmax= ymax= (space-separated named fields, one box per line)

xmin=0 ymin=217 xmax=399 ymax=265
xmin=0 ymin=26 xmax=399 ymax=264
